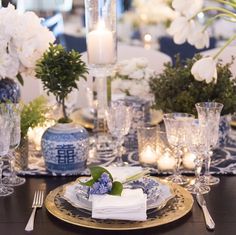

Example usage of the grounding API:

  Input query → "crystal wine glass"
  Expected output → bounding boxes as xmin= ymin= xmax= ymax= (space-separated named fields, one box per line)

xmin=105 ymin=103 xmax=132 ymax=166
xmin=163 ymin=113 xmax=195 ymax=185
xmin=0 ymin=106 xmax=14 ymax=196
xmin=2 ymin=103 xmax=25 ymax=186
xmin=195 ymin=102 xmax=223 ymax=185
xmin=184 ymin=119 xmax=210 ymax=194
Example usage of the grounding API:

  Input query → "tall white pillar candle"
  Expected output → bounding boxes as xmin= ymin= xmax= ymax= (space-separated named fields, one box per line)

xmin=87 ymin=23 xmax=114 ymax=65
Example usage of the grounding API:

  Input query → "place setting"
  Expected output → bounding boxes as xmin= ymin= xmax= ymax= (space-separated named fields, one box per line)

xmin=44 ymin=166 xmax=193 ymax=230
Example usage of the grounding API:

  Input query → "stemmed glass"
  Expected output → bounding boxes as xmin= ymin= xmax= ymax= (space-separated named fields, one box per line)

xmin=163 ymin=113 xmax=194 ymax=185
xmin=105 ymin=103 xmax=132 ymax=166
xmin=0 ymin=106 xmax=14 ymax=196
xmin=195 ymin=102 xmax=223 ymax=185
xmin=184 ymin=119 xmax=210 ymax=194
xmin=2 ymin=104 xmax=25 ymax=186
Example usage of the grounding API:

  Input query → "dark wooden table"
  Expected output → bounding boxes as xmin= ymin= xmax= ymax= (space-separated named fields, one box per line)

xmin=0 ymin=176 xmax=236 ymax=235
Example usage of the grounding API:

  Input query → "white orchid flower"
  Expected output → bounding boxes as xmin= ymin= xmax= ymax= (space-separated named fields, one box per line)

xmin=172 ymin=0 xmax=203 ymax=18
xmin=188 ymin=22 xmax=210 ymax=49
xmin=191 ymin=57 xmax=217 ymax=84
xmin=167 ymin=16 xmax=195 ymax=44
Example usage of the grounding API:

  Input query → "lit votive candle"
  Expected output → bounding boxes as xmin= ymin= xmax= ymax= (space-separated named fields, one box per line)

xmin=140 ymin=145 xmax=157 ymax=165
xmin=87 ymin=21 xmax=114 ymax=65
xmin=182 ymin=152 xmax=196 ymax=170
xmin=157 ymin=151 xmax=176 ymax=171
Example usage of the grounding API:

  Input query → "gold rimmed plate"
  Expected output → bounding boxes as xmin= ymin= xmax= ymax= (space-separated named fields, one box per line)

xmin=45 ymin=178 xmax=193 ymax=230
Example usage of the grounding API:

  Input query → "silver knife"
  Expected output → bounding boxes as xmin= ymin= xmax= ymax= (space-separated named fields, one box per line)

xmin=196 ymin=193 xmax=215 ymax=230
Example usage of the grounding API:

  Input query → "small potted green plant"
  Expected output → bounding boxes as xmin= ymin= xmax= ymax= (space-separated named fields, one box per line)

xmin=35 ymin=44 xmax=89 ymax=174
xmin=149 ymin=54 xmax=236 ymax=144
xmin=36 ymin=43 xmax=88 ymax=123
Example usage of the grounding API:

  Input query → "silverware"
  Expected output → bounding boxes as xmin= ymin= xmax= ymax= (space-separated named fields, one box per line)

xmin=196 ymin=193 xmax=215 ymax=230
xmin=25 ymin=190 xmax=44 ymax=231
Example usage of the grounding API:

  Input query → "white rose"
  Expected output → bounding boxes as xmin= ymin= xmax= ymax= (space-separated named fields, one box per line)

xmin=191 ymin=57 xmax=217 ymax=84
xmin=134 ymin=57 xmax=148 ymax=69
xmin=119 ymin=61 xmax=137 ymax=76
xmin=129 ymin=70 xmax=144 ymax=80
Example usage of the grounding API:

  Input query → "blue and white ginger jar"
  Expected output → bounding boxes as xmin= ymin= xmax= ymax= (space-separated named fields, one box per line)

xmin=41 ymin=123 xmax=89 ymax=174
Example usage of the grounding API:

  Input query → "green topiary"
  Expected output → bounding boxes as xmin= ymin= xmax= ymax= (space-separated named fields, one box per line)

xmin=35 ymin=43 xmax=88 ymax=123
xmin=149 ymin=54 xmax=236 ymax=115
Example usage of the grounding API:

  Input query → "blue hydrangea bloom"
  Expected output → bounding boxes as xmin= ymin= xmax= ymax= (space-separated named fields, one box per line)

xmin=89 ymin=172 xmax=113 ymax=195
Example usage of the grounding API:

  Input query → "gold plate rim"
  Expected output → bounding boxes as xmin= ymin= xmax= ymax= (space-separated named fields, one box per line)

xmin=45 ymin=178 xmax=194 ymax=231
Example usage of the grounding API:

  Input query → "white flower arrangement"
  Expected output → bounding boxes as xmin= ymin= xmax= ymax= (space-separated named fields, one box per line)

xmin=111 ymin=57 xmax=155 ymax=100
xmin=168 ymin=0 xmax=236 ymax=84
xmin=0 ymin=4 xmax=55 ymax=84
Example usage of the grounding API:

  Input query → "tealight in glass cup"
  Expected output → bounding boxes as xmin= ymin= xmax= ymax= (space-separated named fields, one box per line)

xmin=138 ymin=124 xmax=159 ymax=167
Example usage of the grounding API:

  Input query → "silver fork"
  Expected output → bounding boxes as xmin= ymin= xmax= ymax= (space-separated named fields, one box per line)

xmin=25 ymin=190 xmax=44 ymax=231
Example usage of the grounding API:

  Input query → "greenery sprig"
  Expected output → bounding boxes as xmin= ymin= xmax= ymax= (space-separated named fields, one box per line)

xmin=35 ymin=43 xmax=88 ymax=123
xmin=149 ymin=54 xmax=236 ymax=115
xmin=21 ymin=96 xmax=49 ymax=138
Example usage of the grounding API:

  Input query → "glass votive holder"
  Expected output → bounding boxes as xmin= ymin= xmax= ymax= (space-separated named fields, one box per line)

xmin=138 ymin=124 xmax=158 ymax=166
xmin=156 ymin=131 xmax=176 ymax=172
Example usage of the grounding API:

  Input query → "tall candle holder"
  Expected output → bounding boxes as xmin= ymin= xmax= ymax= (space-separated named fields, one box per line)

xmin=84 ymin=0 xmax=117 ymax=136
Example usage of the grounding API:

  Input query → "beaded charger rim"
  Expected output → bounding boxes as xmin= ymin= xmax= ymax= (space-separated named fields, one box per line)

xmin=45 ymin=177 xmax=194 ymax=230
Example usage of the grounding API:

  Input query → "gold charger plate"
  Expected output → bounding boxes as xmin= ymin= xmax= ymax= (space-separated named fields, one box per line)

xmin=45 ymin=178 xmax=193 ymax=230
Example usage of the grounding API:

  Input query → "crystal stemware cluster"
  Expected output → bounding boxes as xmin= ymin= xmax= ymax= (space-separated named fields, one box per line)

xmin=163 ymin=102 xmax=223 ymax=194
xmin=0 ymin=103 xmax=25 ymax=197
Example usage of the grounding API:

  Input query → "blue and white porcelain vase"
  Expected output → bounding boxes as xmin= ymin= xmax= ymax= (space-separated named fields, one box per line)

xmin=41 ymin=122 xmax=89 ymax=174
xmin=0 ymin=78 xmax=21 ymax=103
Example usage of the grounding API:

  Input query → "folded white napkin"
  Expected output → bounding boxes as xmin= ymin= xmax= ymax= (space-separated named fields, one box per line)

xmin=105 ymin=166 xmax=144 ymax=183
xmin=91 ymin=188 xmax=147 ymax=221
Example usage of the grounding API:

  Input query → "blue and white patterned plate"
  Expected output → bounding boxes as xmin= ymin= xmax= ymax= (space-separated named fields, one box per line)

xmin=63 ymin=177 xmax=175 ymax=211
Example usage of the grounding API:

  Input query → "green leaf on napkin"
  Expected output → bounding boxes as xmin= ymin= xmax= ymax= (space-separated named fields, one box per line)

xmin=90 ymin=166 xmax=113 ymax=182
xmin=110 ymin=181 xmax=123 ymax=196
xmin=79 ymin=178 xmax=95 ymax=187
